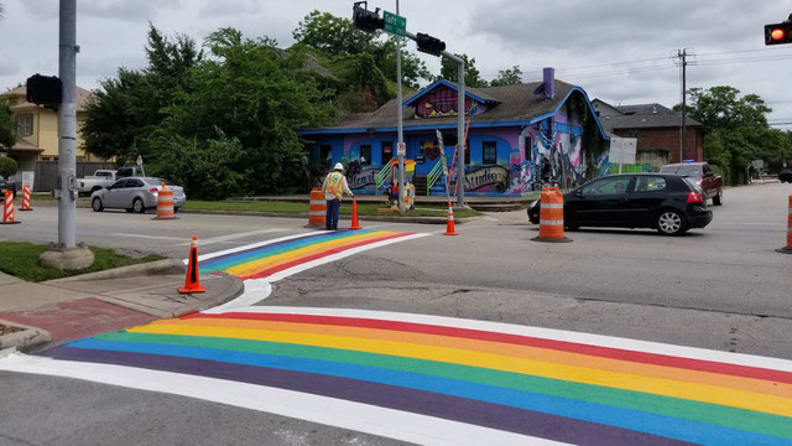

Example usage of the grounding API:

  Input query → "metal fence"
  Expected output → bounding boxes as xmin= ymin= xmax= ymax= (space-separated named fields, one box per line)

xmin=32 ymin=161 xmax=117 ymax=192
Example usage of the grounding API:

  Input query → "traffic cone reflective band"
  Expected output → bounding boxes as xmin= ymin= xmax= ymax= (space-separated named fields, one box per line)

xmin=443 ymin=203 xmax=458 ymax=236
xmin=1 ymin=190 xmax=17 ymax=224
xmin=532 ymin=187 xmax=571 ymax=243
xmin=350 ymin=199 xmax=362 ymax=230
xmin=20 ymin=186 xmax=32 ymax=211
xmin=307 ymin=188 xmax=326 ymax=227
xmin=778 ymin=194 xmax=792 ymax=254
xmin=179 ymin=236 xmax=206 ymax=293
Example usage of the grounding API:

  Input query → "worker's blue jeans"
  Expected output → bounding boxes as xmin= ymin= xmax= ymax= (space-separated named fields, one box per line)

xmin=326 ymin=198 xmax=340 ymax=230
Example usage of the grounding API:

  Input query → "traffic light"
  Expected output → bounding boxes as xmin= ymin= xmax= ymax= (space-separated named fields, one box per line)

xmin=416 ymin=32 xmax=446 ymax=57
xmin=765 ymin=21 xmax=792 ymax=45
xmin=352 ymin=1 xmax=384 ymax=33
xmin=26 ymin=74 xmax=62 ymax=106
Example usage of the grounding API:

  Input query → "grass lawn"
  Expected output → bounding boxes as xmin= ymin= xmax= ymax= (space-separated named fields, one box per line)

xmin=0 ymin=242 xmax=166 ymax=282
xmin=184 ymin=200 xmax=481 ymax=218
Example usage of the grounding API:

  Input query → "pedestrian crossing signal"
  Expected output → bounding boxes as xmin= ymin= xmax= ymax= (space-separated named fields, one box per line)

xmin=765 ymin=21 xmax=792 ymax=45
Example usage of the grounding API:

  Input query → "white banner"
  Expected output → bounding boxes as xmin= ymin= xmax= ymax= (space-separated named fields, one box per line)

xmin=609 ymin=137 xmax=637 ymax=165
xmin=22 ymin=171 xmax=34 ymax=189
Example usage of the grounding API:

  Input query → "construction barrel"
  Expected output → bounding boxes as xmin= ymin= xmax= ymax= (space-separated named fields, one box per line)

xmin=308 ymin=188 xmax=326 ymax=227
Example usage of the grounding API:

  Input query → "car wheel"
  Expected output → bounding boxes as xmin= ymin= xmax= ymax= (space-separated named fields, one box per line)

xmin=91 ymin=197 xmax=104 ymax=212
xmin=133 ymin=198 xmax=145 ymax=214
xmin=656 ymin=210 xmax=686 ymax=236
xmin=712 ymin=190 xmax=723 ymax=206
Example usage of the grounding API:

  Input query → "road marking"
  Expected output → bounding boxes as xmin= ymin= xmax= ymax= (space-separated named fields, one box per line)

xmin=178 ymin=228 xmax=287 ymax=246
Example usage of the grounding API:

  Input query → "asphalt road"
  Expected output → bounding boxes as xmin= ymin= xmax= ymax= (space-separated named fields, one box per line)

xmin=2 ymin=182 xmax=792 ymax=445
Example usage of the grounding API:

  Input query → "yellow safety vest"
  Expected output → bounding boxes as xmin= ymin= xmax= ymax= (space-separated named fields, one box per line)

xmin=326 ymin=172 xmax=344 ymax=199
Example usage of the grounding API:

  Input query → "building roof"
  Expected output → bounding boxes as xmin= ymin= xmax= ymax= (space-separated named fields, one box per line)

xmin=593 ymin=99 xmax=702 ymax=131
xmin=10 ymin=140 xmax=43 ymax=152
xmin=3 ymin=84 xmax=92 ymax=112
xmin=303 ymin=79 xmax=605 ymax=135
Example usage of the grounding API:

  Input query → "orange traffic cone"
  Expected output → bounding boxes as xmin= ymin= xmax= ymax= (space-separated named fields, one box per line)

xmin=179 ymin=236 xmax=206 ymax=294
xmin=443 ymin=202 xmax=458 ymax=236
xmin=350 ymin=199 xmax=362 ymax=230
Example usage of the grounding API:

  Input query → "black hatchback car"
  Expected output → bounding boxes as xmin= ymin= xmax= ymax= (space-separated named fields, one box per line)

xmin=527 ymin=174 xmax=713 ymax=235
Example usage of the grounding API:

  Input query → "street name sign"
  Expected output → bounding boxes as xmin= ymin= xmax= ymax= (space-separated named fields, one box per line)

xmin=383 ymin=11 xmax=406 ymax=37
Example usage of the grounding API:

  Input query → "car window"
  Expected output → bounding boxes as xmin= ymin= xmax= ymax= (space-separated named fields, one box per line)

xmin=129 ymin=179 xmax=144 ymax=188
xmin=634 ymin=176 xmax=667 ymax=193
xmin=702 ymin=164 xmax=713 ymax=176
xmin=581 ymin=176 xmax=631 ymax=196
xmin=97 ymin=171 xmax=111 ymax=177
xmin=110 ymin=179 xmax=126 ymax=189
xmin=659 ymin=165 xmax=701 ymax=178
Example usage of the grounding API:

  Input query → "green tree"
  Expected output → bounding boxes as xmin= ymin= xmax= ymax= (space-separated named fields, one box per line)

xmin=679 ymin=86 xmax=791 ymax=183
xmin=490 ymin=65 xmax=523 ymax=87
xmin=0 ymin=156 xmax=17 ymax=178
xmin=146 ymin=27 xmax=335 ymax=197
xmin=438 ymin=53 xmax=488 ymax=88
xmin=0 ymin=98 xmax=15 ymax=149
xmin=81 ymin=24 xmax=203 ymax=163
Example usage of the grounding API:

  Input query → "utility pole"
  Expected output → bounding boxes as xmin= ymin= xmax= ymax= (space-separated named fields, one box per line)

xmin=58 ymin=0 xmax=77 ymax=248
xmin=677 ymin=49 xmax=687 ymax=163
xmin=395 ymin=0 xmax=406 ymax=215
xmin=455 ymin=55 xmax=465 ymax=207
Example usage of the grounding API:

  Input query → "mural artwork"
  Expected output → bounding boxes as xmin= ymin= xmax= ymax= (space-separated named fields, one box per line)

xmin=465 ymin=166 xmax=509 ymax=193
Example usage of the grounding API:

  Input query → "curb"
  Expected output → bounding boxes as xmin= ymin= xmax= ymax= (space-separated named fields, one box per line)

xmin=178 ymin=209 xmax=476 ymax=225
xmin=44 ymin=259 xmax=186 ymax=283
xmin=171 ymin=272 xmax=245 ymax=318
xmin=0 ymin=320 xmax=52 ymax=352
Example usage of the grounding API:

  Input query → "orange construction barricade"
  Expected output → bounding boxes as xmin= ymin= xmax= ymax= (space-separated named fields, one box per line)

xmin=20 ymin=185 xmax=33 ymax=211
xmin=1 ymin=190 xmax=19 ymax=225
xmin=153 ymin=182 xmax=177 ymax=220
xmin=777 ymin=193 xmax=792 ymax=254
xmin=532 ymin=187 xmax=571 ymax=243
xmin=307 ymin=188 xmax=326 ymax=227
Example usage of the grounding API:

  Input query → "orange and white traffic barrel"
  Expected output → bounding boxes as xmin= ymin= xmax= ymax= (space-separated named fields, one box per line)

xmin=777 ymin=193 xmax=792 ymax=254
xmin=20 ymin=185 xmax=33 ymax=211
xmin=532 ymin=187 xmax=571 ymax=243
xmin=1 ymin=189 xmax=19 ymax=225
xmin=307 ymin=188 xmax=326 ymax=227
xmin=153 ymin=182 xmax=178 ymax=220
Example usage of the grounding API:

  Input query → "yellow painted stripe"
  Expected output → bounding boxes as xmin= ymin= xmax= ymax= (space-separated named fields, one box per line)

xmin=129 ymin=323 xmax=792 ymax=417
xmin=226 ymin=231 xmax=391 ymax=277
xmin=151 ymin=317 xmax=792 ymax=399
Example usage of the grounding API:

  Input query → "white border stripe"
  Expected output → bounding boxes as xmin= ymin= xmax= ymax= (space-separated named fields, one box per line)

xmin=221 ymin=306 xmax=792 ymax=372
xmin=0 ymin=354 xmax=562 ymax=446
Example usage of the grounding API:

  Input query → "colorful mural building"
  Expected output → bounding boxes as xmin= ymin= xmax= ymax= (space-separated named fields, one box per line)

xmin=301 ymin=68 xmax=611 ymax=197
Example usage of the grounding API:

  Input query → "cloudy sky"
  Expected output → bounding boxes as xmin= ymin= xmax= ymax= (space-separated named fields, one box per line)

xmin=2 ymin=0 xmax=792 ymax=127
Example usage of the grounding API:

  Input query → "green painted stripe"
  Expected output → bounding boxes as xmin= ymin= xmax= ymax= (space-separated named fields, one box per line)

xmin=96 ymin=330 xmax=792 ymax=440
xmin=200 ymin=230 xmax=378 ymax=273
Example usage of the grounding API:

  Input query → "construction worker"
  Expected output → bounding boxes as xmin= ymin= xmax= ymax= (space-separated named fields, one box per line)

xmin=321 ymin=162 xmax=354 ymax=230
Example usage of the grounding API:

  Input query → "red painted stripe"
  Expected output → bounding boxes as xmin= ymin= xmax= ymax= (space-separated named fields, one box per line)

xmin=238 ymin=233 xmax=411 ymax=281
xmin=184 ymin=312 xmax=792 ymax=384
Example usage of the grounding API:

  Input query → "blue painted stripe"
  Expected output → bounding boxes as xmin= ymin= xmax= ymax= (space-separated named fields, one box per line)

xmin=199 ymin=230 xmax=377 ymax=270
xmin=65 ymin=338 xmax=787 ymax=446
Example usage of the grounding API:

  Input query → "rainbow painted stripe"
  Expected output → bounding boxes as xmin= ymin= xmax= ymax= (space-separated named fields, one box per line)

xmin=43 ymin=309 xmax=792 ymax=445
xmin=198 ymin=230 xmax=415 ymax=281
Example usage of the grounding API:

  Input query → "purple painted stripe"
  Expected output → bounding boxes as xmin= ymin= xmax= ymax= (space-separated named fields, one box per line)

xmin=43 ymin=346 xmax=692 ymax=446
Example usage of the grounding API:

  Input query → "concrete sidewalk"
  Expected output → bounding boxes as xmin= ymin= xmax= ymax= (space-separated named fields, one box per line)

xmin=0 ymin=266 xmax=243 ymax=352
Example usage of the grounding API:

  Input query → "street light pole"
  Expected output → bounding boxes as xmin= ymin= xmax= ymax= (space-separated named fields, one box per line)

xmin=455 ymin=57 xmax=465 ymax=207
xmin=395 ymin=0 xmax=406 ymax=215
xmin=58 ymin=0 xmax=77 ymax=248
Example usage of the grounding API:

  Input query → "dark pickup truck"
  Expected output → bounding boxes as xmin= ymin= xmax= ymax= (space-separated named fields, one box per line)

xmin=659 ymin=162 xmax=723 ymax=206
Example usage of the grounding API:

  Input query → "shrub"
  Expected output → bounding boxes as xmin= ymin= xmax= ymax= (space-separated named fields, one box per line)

xmin=0 ymin=156 xmax=17 ymax=178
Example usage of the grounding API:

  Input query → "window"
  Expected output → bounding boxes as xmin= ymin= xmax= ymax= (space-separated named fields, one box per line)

xmin=16 ymin=114 xmax=33 ymax=137
xmin=359 ymin=144 xmax=372 ymax=166
xmin=634 ymin=176 xmax=667 ymax=192
xmin=482 ymin=141 xmax=497 ymax=165
xmin=320 ymin=145 xmax=332 ymax=167
xmin=581 ymin=176 xmax=632 ymax=196
xmin=702 ymin=164 xmax=713 ymax=177
xmin=659 ymin=164 xmax=701 ymax=178
xmin=381 ymin=141 xmax=393 ymax=162
xmin=524 ymin=136 xmax=533 ymax=161
xmin=464 ymin=143 xmax=470 ymax=165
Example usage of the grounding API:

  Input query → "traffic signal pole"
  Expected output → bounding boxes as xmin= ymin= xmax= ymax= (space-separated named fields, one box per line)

xmin=58 ymin=0 xmax=77 ymax=248
xmin=395 ymin=0 xmax=406 ymax=215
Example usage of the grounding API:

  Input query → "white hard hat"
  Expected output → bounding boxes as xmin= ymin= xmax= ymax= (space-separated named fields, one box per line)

xmin=334 ymin=163 xmax=344 ymax=171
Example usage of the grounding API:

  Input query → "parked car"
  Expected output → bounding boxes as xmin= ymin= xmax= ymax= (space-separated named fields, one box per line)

xmin=527 ymin=173 xmax=713 ymax=236
xmin=658 ymin=162 xmax=723 ymax=206
xmin=0 ymin=176 xmax=16 ymax=199
xmin=779 ymin=169 xmax=792 ymax=183
xmin=91 ymin=177 xmax=186 ymax=213
xmin=78 ymin=169 xmax=117 ymax=196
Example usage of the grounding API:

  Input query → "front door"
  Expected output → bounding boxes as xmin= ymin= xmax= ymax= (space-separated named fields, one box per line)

xmin=573 ymin=176 xmax=633 ymax=227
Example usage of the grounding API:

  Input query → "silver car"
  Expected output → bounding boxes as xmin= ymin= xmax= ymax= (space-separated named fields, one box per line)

xmin=91 ymin=177 xmax=186 ymax=213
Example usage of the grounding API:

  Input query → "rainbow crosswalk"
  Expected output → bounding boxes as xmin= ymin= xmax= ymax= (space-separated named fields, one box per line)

xmin=1 ymin=229 xmax=791 ymax=444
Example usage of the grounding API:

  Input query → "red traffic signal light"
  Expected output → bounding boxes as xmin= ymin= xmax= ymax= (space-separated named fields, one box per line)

xmin=765 ymin=22 xmax=792 ymax=45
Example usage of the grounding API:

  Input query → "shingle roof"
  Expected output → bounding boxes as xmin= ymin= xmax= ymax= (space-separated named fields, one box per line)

xmin=3 ymin=85 xmax=92 ymax=112
xmin=595 ymin=101 xmax=702 ymax=130
xmin=309 ymin=80 xmax=578 ymax=131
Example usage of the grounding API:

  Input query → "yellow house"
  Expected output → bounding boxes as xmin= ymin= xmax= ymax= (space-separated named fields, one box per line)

xmin=2 ymin=84 xmax=98 ymax=172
